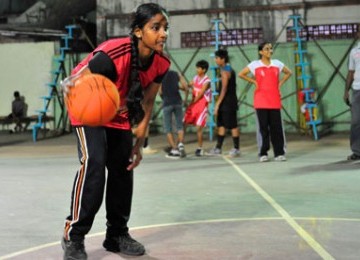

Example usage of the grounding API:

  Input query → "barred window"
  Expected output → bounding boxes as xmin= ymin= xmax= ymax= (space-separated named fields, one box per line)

xmin=181 ymin=28 xmax=263 ymax=48
xmin=286 ymin=23 xmax=359 ymax=42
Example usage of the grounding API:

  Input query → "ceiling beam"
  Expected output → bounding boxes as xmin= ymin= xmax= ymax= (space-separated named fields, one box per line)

xmin=105 ymin=0 xmax=360 ymax=19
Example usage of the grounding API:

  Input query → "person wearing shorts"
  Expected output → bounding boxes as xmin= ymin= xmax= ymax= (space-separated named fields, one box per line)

xmin=183 ymin=60 xmax=211 ymax=156
xmin=207 ymin=49 xmax=240 ymax=157
xmin=160 ymin=70 xmax=188 ymax=158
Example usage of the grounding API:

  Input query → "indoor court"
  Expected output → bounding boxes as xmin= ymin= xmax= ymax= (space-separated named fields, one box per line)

xmin=0 ymin=131 xmax=359 ymax=260
xmin=0 ymin=1 xmax=359 ymax=260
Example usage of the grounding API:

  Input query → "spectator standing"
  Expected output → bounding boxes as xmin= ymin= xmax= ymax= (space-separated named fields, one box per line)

xmin=160 ymin=69 xmax=188 ymax=158
xmin=238 ymin=42 xmax=292 ymax=162
xmin=344 ymin=30 xmax=360 ymax=161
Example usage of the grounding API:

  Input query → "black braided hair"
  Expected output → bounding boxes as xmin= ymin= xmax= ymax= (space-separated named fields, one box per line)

xmin=127 ymin=3 xmax=168 ymax=127
xmin=127 ymin=35 xmax=144 ymax=127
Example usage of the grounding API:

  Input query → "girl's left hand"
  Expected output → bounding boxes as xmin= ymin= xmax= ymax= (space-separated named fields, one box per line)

xmin=127 ymin=141 xmax=143 ymax=171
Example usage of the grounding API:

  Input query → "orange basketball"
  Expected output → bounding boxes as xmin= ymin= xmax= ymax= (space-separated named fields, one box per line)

xmin=65 ymin=74 xmax=120 ymax=126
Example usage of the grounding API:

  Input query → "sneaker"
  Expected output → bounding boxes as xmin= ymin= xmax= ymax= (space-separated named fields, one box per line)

xmin=195 ymin=148 xmax=204 ymax=157
xmin=229 ymin=148 xmax=240 ymax=157
xmin=103 ymin=233 xmax=145 ymax=256
xmin=178 ymin=143 xmax=186 ymax=158
xmin=62 ymin=237 xmax=87 ymax=260
xmin=274 ymin=155 xmax=287 ymax=161
xmin=347 ymin=153 xmax=360 ymax=161
xmin=163 ymin=146 xmax=172 ymax=154
xmin=143 ymin=146 xmax=158 ymax=155
xmin=259 ymin=155 xmax=269 ymax=162
xmin=166 ymin=148 xmax=181 ymax=159
xmin=206 ymin=147 xmax=222 ymax=156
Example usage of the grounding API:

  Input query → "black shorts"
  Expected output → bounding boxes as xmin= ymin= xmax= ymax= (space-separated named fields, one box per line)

xmin=217 ymin=110 xmax=238 ymax=129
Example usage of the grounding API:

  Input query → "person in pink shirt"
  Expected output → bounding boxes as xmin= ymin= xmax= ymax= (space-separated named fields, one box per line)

xmin=183 ymin=60 xmax=211 ymax=156
xmin=238 ymin=42 xmax=292 ymax=162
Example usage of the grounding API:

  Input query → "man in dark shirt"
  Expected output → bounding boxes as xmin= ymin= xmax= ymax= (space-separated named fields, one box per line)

xmin=160 ymin=70 xmax=188 ymax=158
xmin=7 ymin=91 xmax=26 ymax=132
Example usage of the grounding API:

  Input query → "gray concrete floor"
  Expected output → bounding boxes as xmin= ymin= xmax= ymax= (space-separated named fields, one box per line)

xmin=0 ymin=129 xmax=359 ymax=259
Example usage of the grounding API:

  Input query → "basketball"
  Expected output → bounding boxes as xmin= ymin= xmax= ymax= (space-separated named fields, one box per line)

xmin=65 ymin=74 xmax=120 ymax=126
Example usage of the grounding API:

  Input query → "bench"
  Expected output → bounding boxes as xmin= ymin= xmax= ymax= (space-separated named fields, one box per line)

xmin=0 ymin=115 xmax=54 ymax=133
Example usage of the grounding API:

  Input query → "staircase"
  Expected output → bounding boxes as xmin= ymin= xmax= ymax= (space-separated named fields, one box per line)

xmin=289 ymin=15 xmax=321 ymax=140
xmin=207 ymin=19 xmax=223 ymax=141
xmin=32 ymin=25 xmax=78 ymax=142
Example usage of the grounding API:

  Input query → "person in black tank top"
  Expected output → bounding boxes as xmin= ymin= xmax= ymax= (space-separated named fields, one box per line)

xmin=207 ymin=49 xmax=240 ymax=157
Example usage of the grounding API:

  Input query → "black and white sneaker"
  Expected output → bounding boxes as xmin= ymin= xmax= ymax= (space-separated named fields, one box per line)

xmin=195 ymin=148 xmax=204 ymax=157
xmin=166 ymin=148 xmax=181 ymax=159
xmin=103 ymin=233 xmax=145 ymax=256
xmin=62 ymin=237 xmax=87 ymax=260
xmin=178 ymin=143 xmax=186 ymax=158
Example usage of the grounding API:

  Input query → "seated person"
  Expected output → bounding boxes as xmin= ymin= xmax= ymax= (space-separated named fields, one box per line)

xmin=7 ymin=91 xmax=26 ymax=132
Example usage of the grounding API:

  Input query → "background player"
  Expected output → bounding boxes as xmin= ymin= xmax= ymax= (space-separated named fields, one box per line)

xmin=183 ymin=60 xmax=211 ymax=156
xmin=238 ymin=42 xmax=292 ymax=162
xmin=207 ymin=49 xmax=240 ymax=157
xmin=160 ymin=69 xmax=188 ymax=158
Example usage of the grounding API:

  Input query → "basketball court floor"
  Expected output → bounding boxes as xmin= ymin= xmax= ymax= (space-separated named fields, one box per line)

xmin=0 ymin=130 xmax=359 ymax=259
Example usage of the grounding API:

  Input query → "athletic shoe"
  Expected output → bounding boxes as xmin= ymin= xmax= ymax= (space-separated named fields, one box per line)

xmin=274 ymin=155 xmax=287 ymax=161
xmin=178 ymin=143 xmax=186 ymax=158
xmin=142 ymin=146 xmax=158 ymax=155
xmin=166 ymin=149 xmax=181 ymax=159
xmin=195 ymin=148 xmax=204 ymax=157
xmin=259 ymin=155 xmax=269 ymax=162
xmin=62 ymin=237 xmax=87 ymax=260
xmin=229 ymin=148 xmax=240 ymax=157
xmin=206 ymin=147 xmax=222 ymax=156
xmin=347 ymin=153 xmax=360 ymax=161
xmin=163 ymin=146 xmax=172 ymax=154
xmin=103 ymin=233 xmax=145 ymax=256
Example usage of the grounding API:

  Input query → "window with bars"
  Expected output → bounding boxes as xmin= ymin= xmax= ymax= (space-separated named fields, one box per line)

xmin=181 ymin=28 xmax=263 ymax=48
xmin=286 ymin=23 xmax=359 ymax=42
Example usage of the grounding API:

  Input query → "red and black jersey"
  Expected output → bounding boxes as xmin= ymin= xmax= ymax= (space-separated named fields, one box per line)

xmin=70 ymin=37 xmax=170 ymax=129
xmin=247 ymin=59 xmax=284 ymax=109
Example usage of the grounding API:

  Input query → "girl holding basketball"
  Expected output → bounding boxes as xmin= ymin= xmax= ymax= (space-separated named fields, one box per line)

xmin=61 ymin=3 xmax=170 ymax=259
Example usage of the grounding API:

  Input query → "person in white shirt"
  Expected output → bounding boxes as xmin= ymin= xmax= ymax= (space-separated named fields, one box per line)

xmin=344 ymin=29 xmax=360 ymax=160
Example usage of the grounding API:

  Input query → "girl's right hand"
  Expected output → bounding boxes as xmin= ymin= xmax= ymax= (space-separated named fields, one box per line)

xmin=60 ymin=65 xmax=90 ymax=94
xmin=60 ymin=74 xmax=81 ymax=94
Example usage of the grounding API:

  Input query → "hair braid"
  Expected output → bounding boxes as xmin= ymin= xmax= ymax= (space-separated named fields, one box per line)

xmin=127 ymin=36 xmax=145 ymax=126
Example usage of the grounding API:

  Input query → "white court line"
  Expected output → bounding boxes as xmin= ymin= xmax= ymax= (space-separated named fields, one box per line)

xmin=223 ymin=156 xmax=335 ymax=260
xmin=2 ymin=216 xmax=359 ymax=259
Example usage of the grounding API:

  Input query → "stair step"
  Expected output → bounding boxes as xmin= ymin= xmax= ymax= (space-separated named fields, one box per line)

xmin=51 ymin=70 xmax=61 ymax=75
xmin=46 ymin=82 xmax=57 ymax=87
xmin=40 ymin=96 xmax=52 ymax=100
xmin=54 ymin=57 xmax=65 ymax=63
xmin=302 ymin=88 xmax=315 ymax=93
xmin=305 ymin=103 xmax=318 ymax=108
xmin=306 ymin=120 xmax=321 ymax=125
xmin=36 ymin=109 xmax=50 ymax=114
xmin=295 ymin=62 xmax=309 ymax=67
